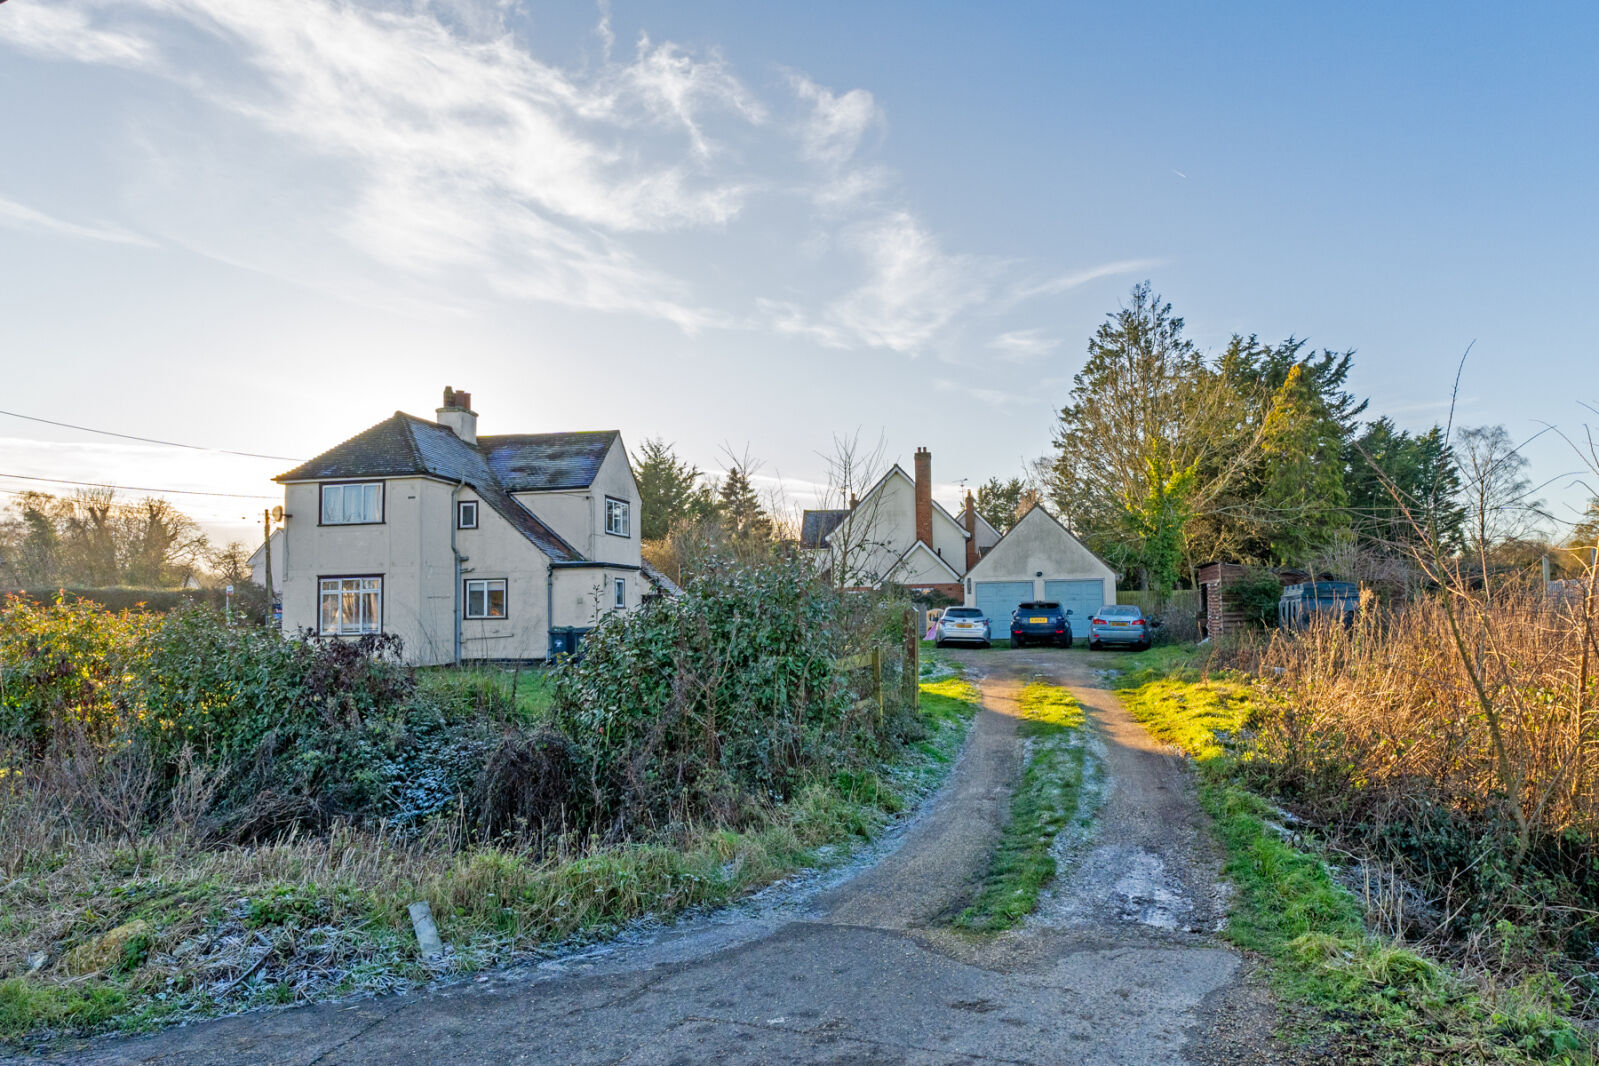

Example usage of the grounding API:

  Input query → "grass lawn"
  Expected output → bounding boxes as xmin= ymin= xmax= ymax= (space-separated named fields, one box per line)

xmin=414 ymin=664 xmax=557 ymax=724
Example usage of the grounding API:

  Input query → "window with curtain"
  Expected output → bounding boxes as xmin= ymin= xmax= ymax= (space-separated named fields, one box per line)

xmin=319 ymin=576 xmax=382 ymax=634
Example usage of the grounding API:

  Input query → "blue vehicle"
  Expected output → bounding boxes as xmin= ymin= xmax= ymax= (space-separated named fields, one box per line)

xmin=1009 ymin=601 xmax=1073 ymax=649
xmin=1088 ymin=604 xmax=1156 ymax=650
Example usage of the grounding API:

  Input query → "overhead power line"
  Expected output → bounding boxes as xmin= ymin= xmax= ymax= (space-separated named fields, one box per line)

xmin=0 ymin=408 xmax=305 ymax=462
xmin=0 ymin=472 xmax=278 ymax=500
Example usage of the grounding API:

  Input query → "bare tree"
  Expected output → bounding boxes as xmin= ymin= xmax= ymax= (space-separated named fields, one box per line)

xmin=813 ymin=431 xmax=903 ymax=590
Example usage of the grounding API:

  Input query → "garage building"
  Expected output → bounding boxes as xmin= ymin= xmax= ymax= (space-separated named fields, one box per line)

xmin=962 ymin=504 xmax=1117 ymax=639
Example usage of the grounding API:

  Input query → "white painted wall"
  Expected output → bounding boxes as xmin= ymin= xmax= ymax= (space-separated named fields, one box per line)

xmin=962 ymin=507 xmax=1117 ymax=608
xmin=279 ymin=477 xmax=553 ymax=665
xmin=511 ymin=438 xmax=642 ymax=567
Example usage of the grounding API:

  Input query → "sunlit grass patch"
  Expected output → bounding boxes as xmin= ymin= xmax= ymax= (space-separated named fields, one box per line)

xmin=957 ymin=680 xmax=1087 ymax=932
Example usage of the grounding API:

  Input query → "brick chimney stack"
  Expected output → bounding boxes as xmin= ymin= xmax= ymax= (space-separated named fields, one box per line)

xmin=964 ymin=490 xmax=980 ymax=572
xmin=436 ymin=386 xmax=478 ymax=445
xmin=913 ymin=447 xmax=933 ymax=549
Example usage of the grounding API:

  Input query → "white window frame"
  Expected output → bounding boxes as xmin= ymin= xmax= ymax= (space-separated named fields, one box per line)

xmin=320 ymin=482 xmax=383 ymax=525
xmin=604 ymin=496 xmax=630 ymax=538
xmin=457 ymin=499 xmax=479 ymax=529
xmin=613 ymin=576 xmax=626 ymax=610
xmin=464 ymin=578 xmax=508 ymax=620
xmin=319 ymin=576 xmax=382 ymax=635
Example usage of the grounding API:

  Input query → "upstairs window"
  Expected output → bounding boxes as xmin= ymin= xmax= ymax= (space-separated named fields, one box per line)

xmin=319 ymin=576 xmax=382 ymax=635
xmin=321 ymin=482 xmax=382 ymax=525
xmin=613 ymin=577 xmax=626 ymax=609
xmin=465 ymin=578 xmax=507 ymax=619
xmin=604 ymin=496 xmax=630 ymax=537
xmin=457 ymin=499 xmax=479 ymax=529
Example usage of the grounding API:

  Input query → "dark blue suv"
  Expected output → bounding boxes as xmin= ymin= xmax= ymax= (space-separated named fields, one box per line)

xmin=1009 ymin=601 xmax=1073 ymax=649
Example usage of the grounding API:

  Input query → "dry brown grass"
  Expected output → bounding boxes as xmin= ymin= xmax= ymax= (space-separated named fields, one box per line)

xmin=1233 ymin=573 xmax=1599 ymax=849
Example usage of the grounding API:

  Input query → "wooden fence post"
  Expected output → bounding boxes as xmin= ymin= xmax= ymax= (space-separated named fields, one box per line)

xmin=903 ymin=606 xmax=919 ymax=710
xmin=871 ymin=646 xmax=883 ymax=721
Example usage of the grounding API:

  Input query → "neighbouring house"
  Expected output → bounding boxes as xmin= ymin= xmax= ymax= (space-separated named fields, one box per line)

xmin=962 ymin=503 xmax=1117 ymax=639
xmin=273 ymin=387 xmax=670 ymax=665
xmin=800 ymin=448 xmax=1003 ymax=600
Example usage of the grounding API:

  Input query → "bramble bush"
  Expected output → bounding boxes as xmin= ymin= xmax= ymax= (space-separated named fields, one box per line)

xmin=552 ymin=548 xmax=862 ymax=835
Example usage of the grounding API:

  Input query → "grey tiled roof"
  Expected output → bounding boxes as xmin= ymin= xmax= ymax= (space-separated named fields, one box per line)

xmin=480 ymin=431 xmax=619 ymax=491
xmin=800 ymin=509 xmax=850 ymax=548
xmin=274 ymin=412 xmax=587 ymax=561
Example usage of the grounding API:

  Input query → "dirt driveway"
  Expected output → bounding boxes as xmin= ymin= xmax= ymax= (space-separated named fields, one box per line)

xmin=15 ymin=649 xmax=1280 ymax=1066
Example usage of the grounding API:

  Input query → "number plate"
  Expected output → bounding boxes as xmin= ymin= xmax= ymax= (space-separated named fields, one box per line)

xmin=1110 ymin=621 xmax=1128 ymax=626
xmin=1028 ymin=616 xmax=1047 ymax=624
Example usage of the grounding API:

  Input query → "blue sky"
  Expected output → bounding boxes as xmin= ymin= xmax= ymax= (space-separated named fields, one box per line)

xmin=2 ymin=0 xmax=1596 ymax=544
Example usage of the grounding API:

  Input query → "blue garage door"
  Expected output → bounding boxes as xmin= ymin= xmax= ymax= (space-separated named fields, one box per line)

xmin=1044 ymin=579 xmax=1104 ymax=639
xmin=974 ymin=581 xmax=1034 ymax=635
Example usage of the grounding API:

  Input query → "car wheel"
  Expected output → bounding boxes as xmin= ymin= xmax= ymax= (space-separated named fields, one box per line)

xmin=1089 ymin=640 xmax=1100 ymax=651
xmin=935 ymin=639 xmax=945 ymax=648
xmin=1138 ymin=639 xmax=1151 ymax=652
xmin=1009 ymin=637 xmax=1019 ymax=649
xmin=1062 ymin=633 xmax=1074 ymax=649
xmin=981 ymin=640 xmax=991 ymax=649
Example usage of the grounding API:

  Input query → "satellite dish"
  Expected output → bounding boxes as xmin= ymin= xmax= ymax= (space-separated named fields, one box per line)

xmin=272 ymin=505 xmax=284 ymax=523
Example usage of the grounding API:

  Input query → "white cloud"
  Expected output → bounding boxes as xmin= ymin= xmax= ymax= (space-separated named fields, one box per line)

xmin=0 ymin=194 xmax=155 ymax=247
xmin=1009 ymin=257 xmax=1169 ymax=305
xmin=988 ymin=328 xmax=1058 ymax=362
xmin=790 ymin=74 xmax=882 ymax=167
xmin=932 ymin=378 xmax=1029 ymax=408
xmin=1 ymin=0 xmax=1165 ymax=355
xmin=0 ymin=1 xmax=156 ymax=67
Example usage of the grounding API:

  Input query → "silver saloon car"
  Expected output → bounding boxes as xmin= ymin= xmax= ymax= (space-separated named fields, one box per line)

xmin=1087 ymin=604 xmax=1152 ymax=650
xmin=935 ymin=606 xmax=992 ymax=647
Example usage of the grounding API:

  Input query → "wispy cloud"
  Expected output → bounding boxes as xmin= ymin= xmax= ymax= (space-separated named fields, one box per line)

xmin=933 ymin=377 xmax=1032 ymax=408
xmin=988 ymin=328 xmax=1058 ymax=362
xmin=1009 ymin=257 xmax=1168 ymax=305
xmin=1 ymin=2 xmax=156 ymax=67
xmin=2 ymin=0 xmax=1165 ymax=354
xmin=0 ymin=194 xmax=155 ymax=247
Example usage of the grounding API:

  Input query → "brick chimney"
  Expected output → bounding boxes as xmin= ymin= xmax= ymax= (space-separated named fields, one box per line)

xmin=964 ymin=490 xmax=980 ymax=572
xmin=436 ymin=386 xmax=477 ymax=445
xmin=913 ymin=447 xmax=932 ymax=549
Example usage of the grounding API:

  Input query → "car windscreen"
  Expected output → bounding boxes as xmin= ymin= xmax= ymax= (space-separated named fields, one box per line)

xmin=1100 ymin=605 xmax=1142 ymax=618
xmin=945 ymin=608 xmax=983 ymax=618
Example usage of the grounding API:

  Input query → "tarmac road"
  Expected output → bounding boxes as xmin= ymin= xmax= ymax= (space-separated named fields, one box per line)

xmin=16 ymin=648 xmax=1285 ymax=1066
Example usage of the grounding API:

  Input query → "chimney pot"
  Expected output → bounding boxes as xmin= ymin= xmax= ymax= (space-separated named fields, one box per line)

xmin=436 ymin=386 xmax=479 ymax=444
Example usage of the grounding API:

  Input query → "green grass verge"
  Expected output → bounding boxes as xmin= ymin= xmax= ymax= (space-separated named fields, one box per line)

xmin=956 ymin=680 xmax=1087 ymax=931
xmin=1114 ymin=664 xmax=1594 ymax=1065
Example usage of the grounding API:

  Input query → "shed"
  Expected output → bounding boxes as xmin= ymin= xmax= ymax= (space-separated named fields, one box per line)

xmin=1196 ymin=563 xmax=1332 ymax=639
xmin=962 ymin=504 xmax=1117 ymax=639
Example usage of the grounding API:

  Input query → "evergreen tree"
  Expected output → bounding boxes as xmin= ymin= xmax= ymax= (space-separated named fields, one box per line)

xmin=1344 ymin=419 xmax=1465 ymax=554
xmin=717 ymin=464 xmax=772 ymax=541
xmin=632 ymin=437 xmax=715 ymax=540
xmin=1051 ymin=282 xmax=1219 ymax=591
xmin=975 ymin=476 xmax=1028 ymax=533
